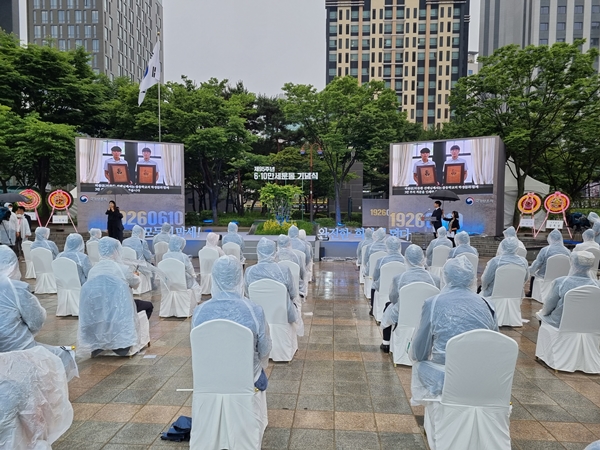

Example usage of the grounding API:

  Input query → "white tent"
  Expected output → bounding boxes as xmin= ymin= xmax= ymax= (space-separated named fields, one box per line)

xmin=503 ymin=160 xmax=550 ymax=229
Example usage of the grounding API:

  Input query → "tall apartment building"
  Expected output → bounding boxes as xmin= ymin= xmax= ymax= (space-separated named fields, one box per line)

xmin=7 ymin=0 xmax=163 ymax=81
xmin=480 ymin=0 xmax=600 ymax=63
xmin=325 ymin=0 xmax=471 ymax=129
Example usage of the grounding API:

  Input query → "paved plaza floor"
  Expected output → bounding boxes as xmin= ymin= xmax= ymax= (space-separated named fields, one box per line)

xmin=26 ymin=260 xmax=600 ymax=449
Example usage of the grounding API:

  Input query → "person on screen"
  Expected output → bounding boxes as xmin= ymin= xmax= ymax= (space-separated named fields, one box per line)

xmin=413 ymin=147 xmax=436 ymax=185
xmin=443 ymin=145 xmax=469 ymax=183
xmin=136 ymin=147 xmax=160 ymax=184
xmin=103 ymin=146 xmax=129 ymax=182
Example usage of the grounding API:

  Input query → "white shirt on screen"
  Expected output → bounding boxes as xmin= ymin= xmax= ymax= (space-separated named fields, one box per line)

xmin=443 ymin=157 xmax=469 ymax=172
xmin=413 ymin=160 xmax=436 ymax=174
xmin=103 ymin=157 xmax=128 ymax=171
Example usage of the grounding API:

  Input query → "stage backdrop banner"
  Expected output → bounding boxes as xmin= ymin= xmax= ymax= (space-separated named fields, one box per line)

xmin=389 ymin=136 xmax=505 ymax=236
xmin=76 ymin=137 xmax=185 ymax=232
xmin=362 ymin=199 xmax=390 ymax=228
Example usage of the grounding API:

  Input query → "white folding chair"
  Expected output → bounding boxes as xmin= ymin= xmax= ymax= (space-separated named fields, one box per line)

xmin=391 ymin=282 xmax=440 ymax=366
xmin=248 ymin=279 xmax=298 ymax=362
xmin=462 ymin=253 xmax=479 ymax=292
xmin=535 ymin=285 xmax=600 ymax=373
xmin=153 ymin=241 xmax=169 ymax=265
xmin=516 ymin=246 xmax=527 ymax=258
xmin=278 ymin=260 xmax=300 ymax=302
xmin=31 ymin=248 xmax=57 ymax=294
xmin=422 ymin=330 xmax=518 ymax=450
xmin=198 ymin=247 xmax=219 ymax=295
xmin=485 ymin=264 xmax=526 ymax=327
xmin=430 ymin=246 xmax=451 ymax=279
xmin=190 ymin=320 xmax=267 ymax=450
xmin=223 ymin=242 xmax=241 ymax=260
xmin=21 ymin=240 xmax=36 ymax=279
xmin=364 ymin=250 xmax=387 ymax=299
xmin=293 ymin=249 xmax=306 ymax=268
xmin=158 ymin=259 xmax=193 ymax=318
xmin=373 ymin=261 xmax=405 ymax=323
xmin=52 ymin=258 xmax=81 ymax=316
xmin=122 ymin=246 xmax=152 ymax=294
xmin=86 ymin=240 xmax=100 ymax=266
xmin=532 ymin=254 xmax=570 ymax=303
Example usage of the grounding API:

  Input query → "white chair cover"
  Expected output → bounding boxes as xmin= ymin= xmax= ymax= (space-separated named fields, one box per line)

xmin=462 ymin=253 xmax=479 ymax=292
xmin=121 ymin=246 xmax=152 ymax=294
xmin=581 ymin=247 xmax=600 ymax=279
xmin=373 ymin=262 xmax=405 ymax=322
xmin=391 ymin=282 xmax=440 ymax=366
xmin=293 ymin=249 xmax=306 ymax=267
xmin=199 ymin=247 xmax=219 ymax=295
xmin=516 ymin=247 xmax=527 ymax=258
xmin=86 ymin=240 xmax=100 ymax=266
xmin=158 ymin=259 xmax=193 ymax=318
xmin=248 ymin=279 xmax=298 ymax=362
xmin=535 ymin=285 xmax=600 ymax=373
xmin=485 ymin=265 xmax=526 ymax=327
xmin=190 ymin=320 xmax=267 ymax=450
xmin=359 ymin=247 xmax=366 ymax=284
xmin=223 ymin=242 xmax=241 ymax=260
xmin=278 ymin=260 xmax=304 ymax=336
xmin=21 ymin=240 xmax=36 ymax=279
xmin=154 ymin=241 xmax=169 ymax=265
xmin=422 ymin=330 xmax=518 ymax=450
xmin=31 ymin=248 xmax=57 ymax=294
xmin=430 ymin=246 xmax=451 ymax=279
xmin=52 ymin=258 xmax=81 ymax=317
xmin=364 ymin=251 xmax=387 ymax=298
xmin=532 ymin=254 xmax=570 ymax=303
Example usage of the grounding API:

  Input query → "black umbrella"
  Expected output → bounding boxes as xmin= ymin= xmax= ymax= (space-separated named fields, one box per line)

xmin=0 ymin=193 xmax=30 ymax=203
xmin=95 ymin=186 xmax=131 ymax=201
xmin=428 ymin=189 xmax=460 ymax=202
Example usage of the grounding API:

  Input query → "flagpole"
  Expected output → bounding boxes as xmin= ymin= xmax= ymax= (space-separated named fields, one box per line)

xmin=157 ymin=32 xmax=162 ymax=143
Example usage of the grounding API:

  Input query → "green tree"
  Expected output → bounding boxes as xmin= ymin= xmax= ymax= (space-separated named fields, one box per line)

xmin=259 ymin=183 xmax=303 ymax=224
xmin=447 ymin=41 xmax=600 ymax=225
xmin=282 ymin=76 xmax=414 ymax=224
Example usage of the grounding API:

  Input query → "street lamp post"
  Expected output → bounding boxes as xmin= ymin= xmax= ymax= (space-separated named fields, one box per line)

xmin=301 ymin=144 xmax=320 ymax=223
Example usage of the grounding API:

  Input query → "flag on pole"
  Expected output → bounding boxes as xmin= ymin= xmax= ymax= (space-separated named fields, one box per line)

xmin=138 ymin=40 xmax=161 ymax=106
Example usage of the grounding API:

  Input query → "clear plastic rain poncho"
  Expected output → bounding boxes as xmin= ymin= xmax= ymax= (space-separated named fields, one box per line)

xmin=78 ymin=237 xmax=142 ymax=356
xmin=193 ymin=256 xmax=272 ymax=384
xmin=277 ymin=234 xmax=306 ymax=295
xmin=363 ymin=227 xmax=388 ymax=275
xmin=245 ymin=238 xmax=298 ymax=323
xmin=425 ymin=227 xmax=453 ymax=266
xmin=162 ymin=236 xmax=202 ymax=304
xmin=539 ymin=251 xmax=599 ymax=328
xmin=88 ymin=228 xmax=102 ymax=242
xmin=152 ymin=222 xmax=173 ymax=248
xmin=585 ymin=440 xmax=600 ymax=450
xmin=357 ymin=228 xmax=374 ymax=264
xmin=496 ymin=226 xmax=526 ymax=255
xmin=575 ymin=229 xmax=600 ymax=252
xmin=222 ymin=222 xmax=245 ymax=262
xmin=298 ymin=229 xmax=313 ymax=261
xmin=588 ymin=212 xmax=600 ymax=245
xmin=288 ymin=225 xmax=310 ymax=266
xmin=372 ymin=236 xmax=405 ymax=292
xmin=411 ymin=256 xmax=498 ymax=403
xmin=204 ymin=232 xmax=225 ymax=257
xmin=0 ymin=203 xmax=16 ymax=246
xmin=0 ymin=261 xmax=78 ymax=381
xmin=57 ymin=233 xmax=93 ymax=285
xmin=380 ymin=244 xmax=440 ymax=329
xmin=31 ymin=227 xmax=59 ymax=258
xmin=448 ymin=231 xmax=478 ymax=259
xmin=0 ymin=346 xmax=73 ymax=450
xmin=481 ymin=237 xmax=529 ymax=297
xmin=0 ymin=244 xmax=21 ymax=280
xmin=123 ymin=225 xmax=153 ymax=263
xmin=530 ymin=229 xmax=571 ymax=278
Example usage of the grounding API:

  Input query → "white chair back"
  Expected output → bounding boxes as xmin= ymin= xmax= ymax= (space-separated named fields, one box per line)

xmin=279 ymin=260 xmax=300 ymax=298
xmin=463 ymin=253 xmax=478 ymax=272
xmin=397 ymin=282 xmax=440 ymax=327
xmin=86 ymin=240 xmax=100 ymax=265
xmin=380 ymin=262 xmax=405 ymax=298
xmin=560 ymin=285 xmax=600 ymax=333
xmin=431 ymin=246 xmax=451 ymax=268
xmin=223 ymin=242 xmax=241 ymax=260
xmin=293 ymin=249 xmax=306 ymax=267
xmin=368 ymin=251 xmax=388 ymax=277
xmin=545 ymin=254 xmax=571 ymax=281
xmin=52 ymin=257 xmax=81 ymax=316
xmin=516 ymin=247 xmax=527 ymax=258
xmin=248 ymin=279 xmax=289 ymax=324
xmin=442 ymin=329 xmax=518 ymax=407
xmin=121 ymin=246 xmax=137 ymax=261
xmin=31 ymin=248 xmax=57 ymax=294
xmin=21 ymin=240 xmax=36 ymax=279
xmin=198 ymin=247 xmax=219 ymax=295
xmin=584 ymin=247 xmax=600 ymax=276
xmin=490 ymin=264 xmax=527 ymax=298
xmin=159 ymin=258 xmax=188 ymax=291
xmin=154 ymin=241 xmax=169 ymax=264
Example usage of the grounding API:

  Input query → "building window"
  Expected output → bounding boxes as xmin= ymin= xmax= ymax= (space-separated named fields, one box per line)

xmin=430 ymin=23 xmax=438 ymax=33
xmin=329 ymin=39 xmax=336 ymax=49
xmin=395 ymin=81 xmax=402 ymax=90
xmin=417 ymin=95 xmax=424 ymax=103
xmin=417 ymin=67 xmax=425 ymax=75
xmin=428 ymin=110 xmax=435 ymax=117
xmin=395 ymin=38 xmax=403 ymax=48
xmin=34 ymin=0 xmax=40 ymax=8
xmin=416 ymin=109 xmax=423 ymax=118
xmin=574 ymin=5 xmax=583 ymax=14
xmin=574 ymin=22 xmax=583 ymax=30
xmin=593 ymin=22 xmax=600 ymax=29
xmin=329 ymin=53 xmax=337 ymax=62
xmin=34 ymin=26 xmax=41 ymax=38
xmin=593 ymin=5 xmax=600 ymax=13
xmin=362 ymin=68 xmax=368 ymax=76
xmin=384 ymin=39 xmax=392 ymax=48
xmin=351 ymin=10 xmax=359 ymax=20
xmin=329 ymin=25 xmax=336 ymax=35
xmin=539 ymin=39 xmax=548 ymax=45
xmin=417 ymin=52 xmax=425 ymax=60
xmin=350 ymin=67 xmax=358 ymax=76
xmin=557 ymin=6 xmax=566 ymax=14
xmin=452 ymin=66 xmax=458 ymax=74
xmin=75 ymin=10 xmax=82 ymax=23
xmin=452 ymin=22 xmax=460 ymax=31
xmin=351 ymin=25 xmax=359 ymax=34
xmin=84 ymin=25 xmax=91 ymax=37
xmin=540 ymin=23 xmax=548 ymax=31
xmin=384 ymin=52 xmax=392 ymax=62
xmin=67 ymin=25 xmax=75 ymax=37
xmin=395 ymin=52 xmax=402 ymax=62
xmin=591 ymin=38 xmax=599 ymax=47
xmin=385 ymin=9 xmax=392 ymax=19
xmin=418 ymin=38 xmax=426 ymax=47
xmin=556 ymin=22 xmax=565 ymax=31
xmin=362 ymin=39 xmax=369 ymax=49
xmin=50 ymin=0 xmax=57 ymax=7
xmin=75 ymin=39 xmax=83 ymax=47
xmin=452 ymin=51 xmax=459 ymax=59
xmin=329 ymin=10 xmax=336 ymax=20
xmin=540 ymin=6 xmax=549 ymax=14
xmin=92 ymin=39 xmax=99 ymax=52
xmin=351 ymin=39 xmax=358 ymax=49
xmin=363 ymin=10 xmax=370 ymax=19
xmin=417 ymin=81 xmax=424 ymax=88
xmin=418 ymin=23 xmax=426 ymax=32
xmin=41 ymin=10 xmax=49 ymax=23
xmin=396 ymin=8 xmax=404 ymax=19
xmin=383 ymin=67 xmax=391 ymax=76
xmin=384 ymin=24 xmax=392 ymax=34
xmin=51 ymin=25 xmax=58 ymax=37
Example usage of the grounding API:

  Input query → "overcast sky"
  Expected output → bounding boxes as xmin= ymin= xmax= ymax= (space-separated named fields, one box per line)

xmin=163 ymin=0 xmax=480 ymax=97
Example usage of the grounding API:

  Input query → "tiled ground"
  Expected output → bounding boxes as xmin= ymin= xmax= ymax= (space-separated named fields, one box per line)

xmin=26 ymin=259 xmax=600 ymax=449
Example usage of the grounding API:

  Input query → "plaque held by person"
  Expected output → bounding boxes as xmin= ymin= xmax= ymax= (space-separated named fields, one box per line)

xmin=107 ymin=163 xmax=130 ymax=184
xmin=444 ymin=163 xmax=465 ymax=185
xmin=137 ymin=165 xmax=157 ymax=185
xmin=417 ymin=165 xmax=437 ymax=186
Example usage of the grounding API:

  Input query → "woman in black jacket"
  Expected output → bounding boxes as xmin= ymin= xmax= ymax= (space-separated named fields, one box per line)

xmin=443 ymin=211 xmax=460 ymax=246
xmin=105 ymin=201 xmax=124 ymax=242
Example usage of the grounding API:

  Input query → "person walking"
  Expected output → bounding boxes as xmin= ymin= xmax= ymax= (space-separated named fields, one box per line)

xmin=105 ymin=201 xmax=124 ymax=242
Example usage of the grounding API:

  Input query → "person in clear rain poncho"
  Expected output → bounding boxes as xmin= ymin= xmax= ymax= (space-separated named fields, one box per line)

xmin=370 ymin=236 xmax=405 ymax=315
xmin=222 ymin=222 xmax=245 ymax=263
xmin=410 ymin=256 xmax=498 ymax=404
xmin=276 ymin=234 xmax=306 ymax=298
xmin=288 ymin=225 xmax=310 ymax=268
xmin=380 ymin=244 xmax=440 ymax=352
xmin=357 ymin=228 xmax=374 ymax=267
xmin=480 ymin=237 xmax=529 ymax=297
xmin=362 ymin=227 xmax=388 ymax=278
xmin=585 ymin=440 xmax=600 ymax=450
xmin=57 ymin=233 xmax=93 ymax=285
xmin=575 ymin=229 xmax=600 ymax=253
xmin=537 ymin=251 xmax=599 ymax=328
xmin=193 ymin=255 xmax=272 ymax=391
xmin=123 ymin=225 xmax=153 ymax=263
xmin=245 ymin=238 xmax=298 ymax=325
xmin=87 ymin=228 xmax=102 ymax=243
xmin=204 ymin=232 xmax=225 ymax=257
xmin=425 ymin=227 xmax=453 ymax=266
xmin=448 ymin=231 xmax=478 ymax=259
xmin=298 ymin=229 xmax=313 ymax=282
xmin=31 ymin=227 xmax=59 ymax=259
xmin=496 ymin=226 xmax=526 ymax=256
xmin=528 ymin=229 xmax=571 ymax=295
xmin=588 ymin=212 xmax=600 ymax=245
xmin=0 ymin=245 xmax=78 ymax=381
xmin=163 ymin=235 xmax=202 ymax=306
xmin=152 ymin=222 xmax=173 ymax=248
